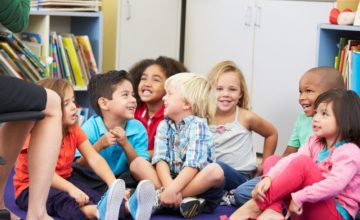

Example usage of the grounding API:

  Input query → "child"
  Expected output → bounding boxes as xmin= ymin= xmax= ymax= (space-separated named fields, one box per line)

xmin=132 ymin=73 xmax=225 ymax=218
xmin=0 ymin=76 xmax=62 ymax=220
xmin=231 ymin=88 xmax=360 ymax=220
xmin=231 ymin=66 xmax=345 ymax=207
xmin=129 ymin=56 xmax=187 ymax=158
xmin=72 ymin=70 xmax=150 ymax=192
xmin=13 ymin=78 xmax=155 ymax=220
xmin=207 ymin=60 xmax=277 ymax=191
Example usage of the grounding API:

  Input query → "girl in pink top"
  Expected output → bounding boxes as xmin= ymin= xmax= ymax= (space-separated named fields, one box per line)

xmin=230 ymin=88 xmax=360 ymax=220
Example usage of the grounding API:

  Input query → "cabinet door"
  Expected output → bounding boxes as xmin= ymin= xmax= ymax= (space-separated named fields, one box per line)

xmin=184 ymin=0 xmax=255 ymax=85
xmin=116 ymin=0 xmax=182 ymax=70
xmin=251 ymin=0 xmax=333 ymax=154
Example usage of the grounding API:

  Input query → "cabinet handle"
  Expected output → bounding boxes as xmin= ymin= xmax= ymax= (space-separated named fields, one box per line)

xmin=126 ymin=0 xmax=132 ymax=20
xmin=244 ymin=6 xmax=252 ymax=27
xmin=254 ymin=6 xmax=261 ymax=27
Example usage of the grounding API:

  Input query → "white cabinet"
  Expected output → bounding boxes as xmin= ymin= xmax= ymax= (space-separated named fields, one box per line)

xmin=116 ymin=0 xmax=182 ymax=70
xmin=184 ymin=0 xmax=333 ymax=154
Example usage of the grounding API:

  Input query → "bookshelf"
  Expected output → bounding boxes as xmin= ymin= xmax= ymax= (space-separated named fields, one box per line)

xmin=317 ymin=24 xmax=360 ymax=66
xmin=26 ymin=11 xmax=103 ymax=115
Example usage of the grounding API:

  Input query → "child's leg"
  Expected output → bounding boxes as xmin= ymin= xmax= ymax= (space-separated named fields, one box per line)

xmin=181 ymin=163 xmax=224 ymax=197
xmin=216 ymin=161 xmax=251 ymax=190
xmin=129 ymin=157 xmax=162 ymax=188
xmin=27 ymin=89 xmax=62 ymax=219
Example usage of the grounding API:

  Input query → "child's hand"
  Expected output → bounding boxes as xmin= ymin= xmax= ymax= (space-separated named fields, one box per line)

xmin=288 ymin=199 xmax=303 ymax=216
xmin=99 ymin=131 xmax=117 ymax=149
xmin=251 ymin=176 xmax=271 ymax=202
xmin=111 ymin=126 xmax=129 ymax=146
xmin=254 ymin=164 xmax=264 ymax=177
xmin=68 ymin=187 xmax=89 ymax=207
xmin=160 ymin=188 xmax=179 ymax=208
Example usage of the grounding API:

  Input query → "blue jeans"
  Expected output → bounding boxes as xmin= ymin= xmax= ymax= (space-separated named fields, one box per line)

xmin=216 ymin=161 xmax=252 ymax=191
xmin=233 ymin=176 xmax=261 ymax=206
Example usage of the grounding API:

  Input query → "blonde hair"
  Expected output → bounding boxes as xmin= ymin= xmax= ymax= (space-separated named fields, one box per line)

xmin=165 ymin=73 xmax=216 ymax=123
xmin=37 ymin=78 xmax=73 ymax=109
xmin=208 ymin=60 xmax=250 ymax=110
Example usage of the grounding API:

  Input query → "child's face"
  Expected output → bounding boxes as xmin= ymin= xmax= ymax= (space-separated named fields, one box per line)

xmin=299 ymin=72 xmax=328 ymax=117
xmin=138 ymin=64 xmax=167 ymax=105
xmin=215 ymin=71 xmax=242 ymax=112
xmin=163 ymin=83 xmax=189 ymax=123
xmin=62 ymin=87 xmax=78 ymax=127
xmin=312 ymin=102 xmax=339 ymax=145
xmin=107 ymin=80 xmax=137 ymax=120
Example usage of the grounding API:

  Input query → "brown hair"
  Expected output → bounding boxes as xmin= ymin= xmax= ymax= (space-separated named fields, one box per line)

xmin=37 ymin=77 xmax=73 ymax=109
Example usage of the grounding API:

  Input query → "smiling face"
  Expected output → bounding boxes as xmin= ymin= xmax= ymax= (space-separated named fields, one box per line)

xmin=312 ymin=101 xmax=339 ymax=146
xmin=163 ymin=82 xmax=190 ymax=123
xmin=215 ymin=71 xmax=242 ymax=113
xmin=299 ymin=72 xmax=329 ymax=117
xmin=138 ymin=64 xmax=167 ymax=105
xmin=106 ymin=80 xmax=137 ymax=119
xmin=62 ymin=87 xmax=78 ymax=127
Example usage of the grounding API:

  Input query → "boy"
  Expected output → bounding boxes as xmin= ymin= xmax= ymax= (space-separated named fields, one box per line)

xmin=72 ymin=70 xmax=150 ymax=193
xmin=132 ymin=73 xmax=225 ymax=218
xmin=228 ymin=66 xmax=345 ymax=207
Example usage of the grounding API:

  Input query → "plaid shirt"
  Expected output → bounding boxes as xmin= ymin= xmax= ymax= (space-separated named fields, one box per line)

xmin=152 ymin=115 xmax=215 ymax=174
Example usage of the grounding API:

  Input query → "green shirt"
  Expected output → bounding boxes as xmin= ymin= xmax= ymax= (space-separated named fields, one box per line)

xmin=287 ymin=111 xmax=313 ymax=148
xmin=0 ymin=0 xmax=30 ymax=32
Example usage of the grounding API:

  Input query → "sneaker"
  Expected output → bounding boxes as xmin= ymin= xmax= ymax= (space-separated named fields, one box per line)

xmin=128 ymin=180 xmax=156 ymax=220
xmin=152 ymin=187 xmax=164 ymax=214
xmin=97 ymin=179 xmax=125 ymax=220
xmin=220 ymin=190 xmax=236 ymax=206
xmin=180 ymin=197 xmax=205 ymax=218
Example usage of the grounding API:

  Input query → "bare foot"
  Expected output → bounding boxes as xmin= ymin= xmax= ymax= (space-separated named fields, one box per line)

xmin=229 ymin=199 xmax=261 ymax=220
xmin=258 ymin=208 xmax=284 ymax=220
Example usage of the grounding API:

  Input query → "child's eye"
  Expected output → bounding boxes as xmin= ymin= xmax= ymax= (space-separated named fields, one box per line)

xmin=216 ymin=87 xmax=223 ymax=91
xmin=306 ymin=90 xmax=313 ymax=94
xmin=140 ymin=76 xmax=147 ymax=81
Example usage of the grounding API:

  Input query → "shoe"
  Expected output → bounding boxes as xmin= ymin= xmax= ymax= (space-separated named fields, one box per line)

xmin=128 ymin=180 xmax=156 ymax=220
xmin=152 ymin=187 xmax=163 ymax=214
xmin=220 ymin=190 xmax=236 ymax=206
xmin=97 ymin=179 xmax=125 ymax=220
xmin=180 ymin=197 xmax=205 ymax=218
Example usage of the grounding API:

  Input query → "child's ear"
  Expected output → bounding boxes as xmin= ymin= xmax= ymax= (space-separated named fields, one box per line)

xmin=98 ymin=97 xmax=109 ymax=111
xmin=182 ymin=101 xmax=191 ymax=111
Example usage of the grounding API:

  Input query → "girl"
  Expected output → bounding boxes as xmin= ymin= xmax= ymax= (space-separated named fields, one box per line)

xmin=129 ymin=56 xmax=187 ymax=158
xmin=231 ymin=88 xmax=360 ymax=220
xmin=207 ymin=60 xmax=277 ymax=191
xmin=13 ymin=78 xmax=155 ymax=220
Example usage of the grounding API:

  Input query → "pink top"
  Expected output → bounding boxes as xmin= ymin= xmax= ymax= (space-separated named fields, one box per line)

xmin=267 ymin=135 xmax=360 ymax=218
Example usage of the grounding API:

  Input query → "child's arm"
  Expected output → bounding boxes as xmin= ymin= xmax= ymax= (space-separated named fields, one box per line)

xmin=161 ymin=167 xmax=198 ymax=207
xmin=77 ymin=139 xmax=116 ymax=187
xmin=76 ymin=131 xmax=117 ymax=166
xmin=247 ymin=111 xmax=277 ymax=172
xmin=111 ymin=126 xmax=138 ymax=163
xmin=155 ymin=161 xmax=174 ymax=188
xmin=51 ymin=173 xmax=89 ymax=207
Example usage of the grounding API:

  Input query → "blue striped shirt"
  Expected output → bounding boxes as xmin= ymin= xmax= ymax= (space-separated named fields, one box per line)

xmin=152 ymin=115 xmax=215 ymax=174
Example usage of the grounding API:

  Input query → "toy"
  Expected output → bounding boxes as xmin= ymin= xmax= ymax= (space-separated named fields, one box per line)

xmin=329 ymin=8 xmax=356 ymax=25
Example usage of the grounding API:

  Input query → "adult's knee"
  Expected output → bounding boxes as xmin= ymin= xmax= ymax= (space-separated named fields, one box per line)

xmin=44 ymin=89 xmax=62 ymax=117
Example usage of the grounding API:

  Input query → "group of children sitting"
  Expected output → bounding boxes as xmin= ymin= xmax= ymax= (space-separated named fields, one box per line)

xmin=10 ymin=56 xmax=360 ymax=220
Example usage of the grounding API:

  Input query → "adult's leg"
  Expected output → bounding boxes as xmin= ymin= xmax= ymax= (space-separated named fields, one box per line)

xmin=27 ymin=89 xmax=62 ymax=219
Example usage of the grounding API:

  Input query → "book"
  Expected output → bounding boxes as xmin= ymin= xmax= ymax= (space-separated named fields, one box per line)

xmin=76 ymin=35 xmax=98 ymax=77
xmin=352 ymin=51 xmax=360 ymax=96
xmin=0 ymin=52 xmax=23 ymax=79
xmin=336 ymin=0 xmax=359 ymax=11
xmin=62 ymin=36 xmax=85 ymax=88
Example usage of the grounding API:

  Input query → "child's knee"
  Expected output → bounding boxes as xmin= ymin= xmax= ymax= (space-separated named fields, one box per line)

xmin=207 ymin=163 xmax=225 ymax=186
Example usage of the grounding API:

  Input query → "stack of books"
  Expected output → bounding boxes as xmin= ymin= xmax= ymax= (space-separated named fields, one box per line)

xmin=0 ymin=32 xmax=46 ymax=83
xmin=334 ymin=37 xmax=360 ymax=95
xmin=49 ymin=32 xmax=99 ymax=89
xmin=31 ymin=0 xmax=102 ymax=12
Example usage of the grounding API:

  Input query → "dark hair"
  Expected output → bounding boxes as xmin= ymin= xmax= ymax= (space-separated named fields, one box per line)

xmin=88 ymin=70 xmax=132 ymax=116
xmin=314 ymin=88 xmax=360 ymax=147
xmin=129 ymin=56 xmax=188 ymax=104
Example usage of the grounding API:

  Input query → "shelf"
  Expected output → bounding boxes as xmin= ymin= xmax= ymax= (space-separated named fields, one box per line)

xmin=30 ymin=11 xmax=102 ymax=18
xmin=317 ymin=23 xmax=360 ymax=67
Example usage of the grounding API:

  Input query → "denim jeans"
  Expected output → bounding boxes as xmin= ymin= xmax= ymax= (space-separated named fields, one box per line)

xmin=233 ymin=176 xmax=261 ymax=206
xmin=216 ymin=160 xmax=252 ymax=191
